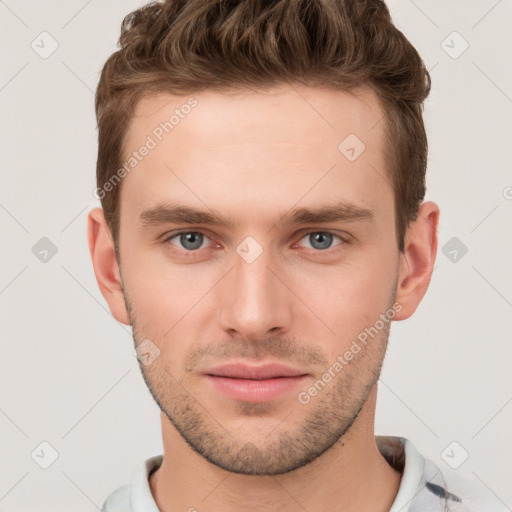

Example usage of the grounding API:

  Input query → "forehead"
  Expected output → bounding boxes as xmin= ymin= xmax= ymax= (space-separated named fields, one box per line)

xmin=127 ymin=84 xmax=385 ymax=151
xmin=120 ymin=84 xmax=391 ymax=228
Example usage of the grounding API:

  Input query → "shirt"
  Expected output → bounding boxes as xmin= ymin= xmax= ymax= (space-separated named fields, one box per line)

xmin=101 ymin=436 xmax=507 ymax=511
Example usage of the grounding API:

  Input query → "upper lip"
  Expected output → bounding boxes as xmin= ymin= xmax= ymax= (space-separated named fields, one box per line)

xmin=204 ymin=362 xmax=308 ymax=380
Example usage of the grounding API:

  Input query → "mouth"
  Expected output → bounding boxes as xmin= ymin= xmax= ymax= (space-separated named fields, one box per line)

xmin=203 ymin=362 xmax=309 ymax=402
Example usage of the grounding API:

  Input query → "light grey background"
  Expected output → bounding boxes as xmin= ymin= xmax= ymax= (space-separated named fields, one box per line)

xmin=1 ymin=1 xmax=511 ymax=510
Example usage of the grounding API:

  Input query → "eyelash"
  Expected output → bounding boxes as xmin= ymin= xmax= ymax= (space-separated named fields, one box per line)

xmin=162 ymin=229 xmax=350 ymax=256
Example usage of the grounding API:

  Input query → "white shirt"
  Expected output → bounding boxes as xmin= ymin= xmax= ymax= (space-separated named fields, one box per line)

xmin=101 ymin=436 xmax=506 ymax=511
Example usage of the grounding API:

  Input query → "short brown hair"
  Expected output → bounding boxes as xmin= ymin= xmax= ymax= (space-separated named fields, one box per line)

xmin=95 ymin=0 xmax=431 ymax=253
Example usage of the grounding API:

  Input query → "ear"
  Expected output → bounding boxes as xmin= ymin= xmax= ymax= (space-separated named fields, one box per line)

xmin=393 ymin=201 xmax=440 ymax=320
xmin=87 ymin=207 xmax=130 ymax=325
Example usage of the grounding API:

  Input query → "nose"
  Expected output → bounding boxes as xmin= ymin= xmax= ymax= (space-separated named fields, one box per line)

xmin=218 ymin=243 xmax=293 ymax=342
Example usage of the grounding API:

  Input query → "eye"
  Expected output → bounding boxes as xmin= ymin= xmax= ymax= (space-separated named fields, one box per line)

xmin=165 ymin=231 xmax=210 ymax=251
xmin=296 ymin=231 xmax=345 ymax=251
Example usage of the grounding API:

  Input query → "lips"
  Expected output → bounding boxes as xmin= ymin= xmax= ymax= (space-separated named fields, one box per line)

xmin=204 ymin=362 xmax=307 ymax=380
xmin=203 ymin=362 xmax=309 ymax=402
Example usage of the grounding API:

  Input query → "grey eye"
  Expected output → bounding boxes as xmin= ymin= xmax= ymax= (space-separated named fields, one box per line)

xmin=177 ymin=232 xmax=204 ymax=250
xmin=307 ymin=232 xmax=334 ymax=250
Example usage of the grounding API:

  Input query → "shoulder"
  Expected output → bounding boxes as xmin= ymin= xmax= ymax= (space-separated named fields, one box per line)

xmin=378 ymin=436 xmax=507 ymax=512
xmin=101 ymin=483 xmax=131 ymax=512
xmin=411 ymin=447 xmax=507 ymax=512
xmin=100 ymin=454 xmax=163 ymax=512
xmin=431 ymin=468 xmax=508 ymax=512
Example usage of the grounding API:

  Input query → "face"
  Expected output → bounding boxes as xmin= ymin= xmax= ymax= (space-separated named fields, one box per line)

xmin=116 ymin=85 xmax=402 ymax=475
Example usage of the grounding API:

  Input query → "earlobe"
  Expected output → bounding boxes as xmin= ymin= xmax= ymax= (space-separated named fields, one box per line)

xmin=87 ymin=207 xmax=130 ymax=325
xmin=393 ymin=201 xmax=440 ymax=321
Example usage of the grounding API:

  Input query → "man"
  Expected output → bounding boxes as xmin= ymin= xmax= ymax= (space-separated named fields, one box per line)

xmin=87 ymin=1 xmax=504 ymax=510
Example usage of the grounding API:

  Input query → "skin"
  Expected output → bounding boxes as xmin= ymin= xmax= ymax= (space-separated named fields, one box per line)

xmin=88 ymin=84 xmax=439 ymax=511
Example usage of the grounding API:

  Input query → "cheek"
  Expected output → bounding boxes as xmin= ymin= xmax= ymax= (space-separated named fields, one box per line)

xmin=289 ymin=253 xmax=397 ymax=339
xmin=123 ymin=255 xmax=222 ymax=350
xmin=123 ymin=241 xmax=206 ymax=300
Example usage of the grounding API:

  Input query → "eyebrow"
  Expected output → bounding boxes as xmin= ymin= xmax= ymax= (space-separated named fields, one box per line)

xmin=138 ymin=201 xmax=375 ymax=230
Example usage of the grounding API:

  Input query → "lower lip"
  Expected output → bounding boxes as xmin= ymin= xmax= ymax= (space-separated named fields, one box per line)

xmin=206 ymin=375 xmax=308 ymax=402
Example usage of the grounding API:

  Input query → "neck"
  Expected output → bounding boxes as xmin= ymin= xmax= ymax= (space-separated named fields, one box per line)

xmin=150 ymin=388 xmax=401 ymax=512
